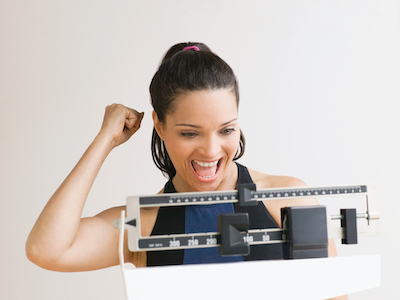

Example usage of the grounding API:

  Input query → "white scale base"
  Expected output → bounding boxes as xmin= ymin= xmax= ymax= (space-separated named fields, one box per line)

xmin=118 ymin=212 xmax=381 ymax=300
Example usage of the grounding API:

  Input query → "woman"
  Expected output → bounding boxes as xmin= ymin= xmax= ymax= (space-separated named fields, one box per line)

xmin=26 ymin=42 xmax=339 ymax=270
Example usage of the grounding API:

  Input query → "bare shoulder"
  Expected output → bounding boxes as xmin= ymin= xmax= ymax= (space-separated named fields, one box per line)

xmin=247 ymin=168 xmax=316 ymax=227
xmin=248 ymin=168 xmax=307 ymax=189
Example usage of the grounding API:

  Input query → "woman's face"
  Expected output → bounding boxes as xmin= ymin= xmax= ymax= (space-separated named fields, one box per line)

xmin=154 ymin=89 xmax=241 ymax=192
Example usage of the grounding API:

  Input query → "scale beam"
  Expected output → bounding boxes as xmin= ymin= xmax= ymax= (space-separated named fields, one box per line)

xmin=114 ymin=184 xmax=379 ymax=257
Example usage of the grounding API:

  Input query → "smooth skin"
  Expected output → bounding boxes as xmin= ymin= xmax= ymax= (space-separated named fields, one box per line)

xmin=26 ymin=91 xmax=346 ymax=299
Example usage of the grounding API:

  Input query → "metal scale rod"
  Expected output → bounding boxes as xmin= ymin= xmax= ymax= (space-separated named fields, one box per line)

xmin=138 ymin=185 xmax=368 ymax=207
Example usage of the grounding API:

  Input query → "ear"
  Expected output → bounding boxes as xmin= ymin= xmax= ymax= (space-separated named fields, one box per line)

xmin=152 ymin=110 xmax=165 ymax=140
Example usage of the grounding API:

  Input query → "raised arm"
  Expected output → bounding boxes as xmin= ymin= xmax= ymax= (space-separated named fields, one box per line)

xmin=26 ymin=104 xmax=144 ymax=271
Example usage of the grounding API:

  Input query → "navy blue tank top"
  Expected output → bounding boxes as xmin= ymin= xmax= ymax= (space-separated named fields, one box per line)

xmin=146 ymin=163 xmax=284 ymax=266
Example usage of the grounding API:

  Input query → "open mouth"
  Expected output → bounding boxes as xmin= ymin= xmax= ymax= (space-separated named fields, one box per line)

xmin=191 ymin=159 xmax=222 ymax=181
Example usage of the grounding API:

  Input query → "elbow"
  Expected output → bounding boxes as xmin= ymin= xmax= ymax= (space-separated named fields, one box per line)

xmin=25 ymin=238 xmax=60 ymax=271
xmin=25 ymin=239 xmax=46 ymax=268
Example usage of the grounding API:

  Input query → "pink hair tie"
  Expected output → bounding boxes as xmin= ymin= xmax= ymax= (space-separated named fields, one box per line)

xmin=182 ymin=46 xmax=200 ymax=51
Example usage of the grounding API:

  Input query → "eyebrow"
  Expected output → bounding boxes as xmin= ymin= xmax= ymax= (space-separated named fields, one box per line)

xmin=175 ymin=118 xmax=238 ymax=128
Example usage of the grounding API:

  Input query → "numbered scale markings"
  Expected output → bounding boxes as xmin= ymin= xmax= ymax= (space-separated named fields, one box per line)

xmin=139 ymin=185 xmax=367 ymax=207
xmin=138 ymin=228 xmax=285 ymax=252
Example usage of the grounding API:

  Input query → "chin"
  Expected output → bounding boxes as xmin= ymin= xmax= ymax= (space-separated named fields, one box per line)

xmin=190 ymin=181 xmax=221 ymax=192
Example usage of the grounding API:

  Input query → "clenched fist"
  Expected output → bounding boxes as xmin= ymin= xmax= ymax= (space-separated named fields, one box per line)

xmin=100 ymin=104 xmax=144 ymax=148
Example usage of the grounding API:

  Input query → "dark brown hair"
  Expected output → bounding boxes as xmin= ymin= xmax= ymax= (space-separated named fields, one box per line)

xmin=149 ymin=42 xmax=245 ymax=179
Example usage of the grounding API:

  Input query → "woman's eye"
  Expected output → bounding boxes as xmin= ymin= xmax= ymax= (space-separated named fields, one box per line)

xmin=220 ymin=128 xmax=235 ymax=135
xmin=181 ymin=132 xmax=198 ymax=138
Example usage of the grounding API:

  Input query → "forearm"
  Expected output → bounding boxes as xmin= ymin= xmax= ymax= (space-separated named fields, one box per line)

xmin=26 ymin=132 xmax=113 ymax=262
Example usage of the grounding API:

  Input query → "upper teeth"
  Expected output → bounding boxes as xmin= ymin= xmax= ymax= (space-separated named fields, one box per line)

xmin=194 ymin=160 xmax=219 ymax=167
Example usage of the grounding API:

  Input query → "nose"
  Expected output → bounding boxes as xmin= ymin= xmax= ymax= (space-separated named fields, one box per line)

xmin=199 ymin=134 xmax=221 ymax=158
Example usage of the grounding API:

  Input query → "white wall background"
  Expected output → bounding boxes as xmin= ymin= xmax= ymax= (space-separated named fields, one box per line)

xmin=1 ymin=1 xmax=399 ymax=299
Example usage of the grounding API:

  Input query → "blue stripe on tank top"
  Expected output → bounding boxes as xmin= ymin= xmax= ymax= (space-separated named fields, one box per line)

xmin=183 ymin=203 xmax=244 ymax=264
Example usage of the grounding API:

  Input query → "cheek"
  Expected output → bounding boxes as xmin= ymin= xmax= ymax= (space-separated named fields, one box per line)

xmin=164 ymin=137 xmax=191 ymax=162
xmin=225 ymin=133 xmax=241 ymax=156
